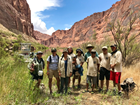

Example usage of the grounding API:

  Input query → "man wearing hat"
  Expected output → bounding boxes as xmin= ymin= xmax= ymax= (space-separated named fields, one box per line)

xmin=84 ymin=44 xmax=99 ymax=87
xmin=99 ymin=46 xmax=111 ymax=93
xmin=84 ymin=44 xmax=98 ymax=62
xmin=47 ymin=48 xmax=60 ymax=94
xmin=110 ymin=44 xmax=122 ymax=95
xmin=83 ymin=49 xmax=100 ymax=93
xmin=28 ymin=51 xmax=45 ymax=88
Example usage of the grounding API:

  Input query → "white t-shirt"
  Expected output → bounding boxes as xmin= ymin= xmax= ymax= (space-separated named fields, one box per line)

xmin=86 ymin=56 xmax=100 ymax=77
xmin=76 ymin=55 xmax=84 ymax=65
xmin=110 ymin=51 xmax=122 ymax=72
xmin=47 ymin=55 xmax=59 ymax=70
xmin=99 ymin=53 xmax=111 ymax=70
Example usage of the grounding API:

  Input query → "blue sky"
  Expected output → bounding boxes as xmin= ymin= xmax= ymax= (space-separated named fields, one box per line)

xmin=27 ymin=0 xmax=120 ymax=35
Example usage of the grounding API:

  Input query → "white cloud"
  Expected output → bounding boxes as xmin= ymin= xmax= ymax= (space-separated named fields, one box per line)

xmin=65 ymin=28 xmax=69 ymax=30
xmin=27 ymin=0 xmax=61 ymax=35
xmin=64 ymin=24 xmax=72 ymax=30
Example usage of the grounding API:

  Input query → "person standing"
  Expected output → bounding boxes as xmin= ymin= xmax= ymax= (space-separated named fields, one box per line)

xmin=84 ymin=44 xmax=99 ymax=87
xmin=99 ymin=46 xmax=111 ymax=93
xmin=59 ymin=49 xmax=73 ymax=94
xmin=72 ymin=49 xmax=84 ymax=89
xmin=28 ymin=51 xmax=45 ymax=88
xmin=67 ymin=46 xmax=75 ymax=88
xmin=47 ymin=48 xmax=60 ymax=94
xmin=110 ymin=44 xmax=122 ymax=95
xmin=83 ymin=49 xmax=100 ymax=93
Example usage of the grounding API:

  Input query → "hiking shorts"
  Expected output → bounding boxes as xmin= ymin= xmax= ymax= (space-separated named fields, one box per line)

xmin=48 ymin=69 xmax=59 ymax=78
xmin=99 ymin=67 xmax=110 ymax=80
xmin=110 ymin=71 xmax=121 ymax=84
xmin=86 ymin=76 xmax=97 ymax=85
xmin=31 ymin=73 xmax=43 ymax=81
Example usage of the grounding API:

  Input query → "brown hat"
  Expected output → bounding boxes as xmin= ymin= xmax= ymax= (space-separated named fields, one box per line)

xmin=86 ymin=44 xmax=94 ymax=49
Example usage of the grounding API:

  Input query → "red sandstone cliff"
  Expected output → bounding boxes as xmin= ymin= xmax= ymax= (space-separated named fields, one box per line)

xmin=43 ymin=0 xmax=140 ymax=47
xmin=0 ymin=0 xmax=34 ymax=37
xmin=34 ymin=30 xmax=51 ymax=44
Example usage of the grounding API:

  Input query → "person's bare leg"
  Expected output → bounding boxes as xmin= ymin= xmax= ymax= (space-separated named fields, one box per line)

xmin=117 ymin=83 xmax=121 ymax=91
xmin=92 ymin=84 xmax=95 ymax=91
xmin=49 ymin=78 xmax=52 ymax=94
xmin=37 ymin=79 xmax=41 ymax=88
xmin=86 ymin=83 xmax=89 ymax=91
xmin=78 ymin=76 xmax=81 ymax=85
xmin=68 ymin=78 xmax=71 ymax=87
xmin=56 ymin=77 xmax=60 ymax=91
xmin=106 ymin=80 xmax=109 ymax=90
xmin=100 ymin=80 xmax=104 ymax=89
xmin=73 ymin=76 xmax=75 ymax=86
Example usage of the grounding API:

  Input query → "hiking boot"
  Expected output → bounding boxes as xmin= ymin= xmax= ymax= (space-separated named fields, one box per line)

xmin=99 ymin=88 xmax=103 ymax=93
xmin=118 ymin=91 xmax=122 ymax=96
xmin=72 ymin=85 xmax=75 ymax=89
xmin=113 ymin=89 xmax=116 ymax=95
xmin=78 ymin=85 xmax=81 ymax=89
xmin=105 ymin=89 xmax=109 ymax=94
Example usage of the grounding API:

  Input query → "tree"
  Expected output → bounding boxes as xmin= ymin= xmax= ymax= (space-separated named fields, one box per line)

xmin=107 ymin=12 xmax=140 ymax=66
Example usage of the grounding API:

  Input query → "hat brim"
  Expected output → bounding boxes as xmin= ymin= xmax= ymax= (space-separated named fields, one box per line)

xmin=37 ymin=53 xmax=43 ymax=54
xmin=86 ymin=46 xmax=94 ymax=49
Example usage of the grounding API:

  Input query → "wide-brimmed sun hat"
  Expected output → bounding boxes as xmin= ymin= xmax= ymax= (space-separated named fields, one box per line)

xmin=37 ymin=51 xmax=43 ymax=54
xmin=86 ymin=44 xmax=94 ymax=49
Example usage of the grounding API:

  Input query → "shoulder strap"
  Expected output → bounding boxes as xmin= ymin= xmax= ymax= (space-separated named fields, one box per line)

xmin=49 ymin=55 xmax=52 ymax=63
xmin=41 ymin=58 xmax=45 ymax=69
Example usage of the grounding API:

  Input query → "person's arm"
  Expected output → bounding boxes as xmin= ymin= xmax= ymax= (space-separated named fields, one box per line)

xmin=97 ymin=58 xmax=100 ymax=72
xmin=47 ymin=61 xmax=50 ymax=75
xmin=58 ymin=58 xmax=61 ymax=76
xmin=111 ymin=52 xmax=122 ymax=68
xmin=27 ymin=60 xmax=34 ymax=72
xmin=70 ymin=59 xmax=73 ymax=77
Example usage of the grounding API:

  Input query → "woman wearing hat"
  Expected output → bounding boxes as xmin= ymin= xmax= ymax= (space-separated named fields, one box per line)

xmin=47 ymin=48 xmax=60 ymax=94
xmin=28 ymin=51 xmax=45 ymax=88
xmin=58 ymin=49 xmax=73 ymax=94
xmin=72 ymin=49 xmax=84 ymax=89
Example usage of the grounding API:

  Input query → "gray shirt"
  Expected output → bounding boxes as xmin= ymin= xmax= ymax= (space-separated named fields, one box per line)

xmin=47 ymin=55 xmax=59 ymax=70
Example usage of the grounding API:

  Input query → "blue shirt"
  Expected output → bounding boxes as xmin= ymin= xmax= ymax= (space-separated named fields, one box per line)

xmin=47 ymin=55 xmax=59 ymax=70
xmin=64 ymin=60 xmax=68 ymax=77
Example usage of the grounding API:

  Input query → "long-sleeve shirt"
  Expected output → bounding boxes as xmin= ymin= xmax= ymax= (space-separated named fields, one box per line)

xmin=58 ymin=56 xmax=72 ymax=78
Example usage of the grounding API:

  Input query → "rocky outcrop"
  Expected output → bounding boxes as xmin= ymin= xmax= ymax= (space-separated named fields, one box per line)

xmin=34 ymin=30 xmax=51 ymax=44
xmin=0 ymin=0 xmax=34 ymax=37
xmin=44 ymin=0 xmax=140 ymax=47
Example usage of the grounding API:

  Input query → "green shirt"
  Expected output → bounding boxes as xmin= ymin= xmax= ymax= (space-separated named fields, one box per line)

xmin=84 ymin=51 xmax=98 ymax=62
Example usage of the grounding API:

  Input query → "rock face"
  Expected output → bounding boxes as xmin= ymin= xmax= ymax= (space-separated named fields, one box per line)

xmin=0 ymin=0 xmax=34 ymax=37
xmin=34 ymin=30 xmax=51 ymax=44
xmin=44 ymin=0 xmax=140 ymax=47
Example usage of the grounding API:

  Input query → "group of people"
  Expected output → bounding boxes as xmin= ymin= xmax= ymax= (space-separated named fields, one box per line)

xmin=28 ymin=43 xmax=122 ymax=95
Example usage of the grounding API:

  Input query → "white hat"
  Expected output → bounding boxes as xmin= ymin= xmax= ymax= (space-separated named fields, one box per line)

xmin=102 ymin=46 xmax=108 ymax=49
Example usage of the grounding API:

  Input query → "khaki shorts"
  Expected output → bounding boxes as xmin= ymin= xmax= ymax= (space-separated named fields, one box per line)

xmin=48 ymin=69 xmax=59 ymax=78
